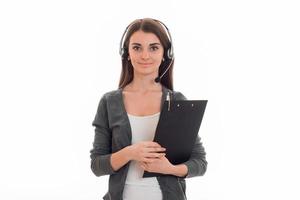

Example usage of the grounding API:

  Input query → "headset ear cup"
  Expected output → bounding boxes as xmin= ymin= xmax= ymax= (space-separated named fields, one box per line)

xmin=167 ymin=49 xmax=173 ymax=60
xmin=120 ymin=47 xmax=128 ymax=60
xmin=121 ymin=48 xmax=129 ymax=60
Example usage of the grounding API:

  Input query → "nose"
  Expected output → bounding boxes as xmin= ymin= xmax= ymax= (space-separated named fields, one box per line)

xmin=141 ymin=49 xmax=150 ymax=60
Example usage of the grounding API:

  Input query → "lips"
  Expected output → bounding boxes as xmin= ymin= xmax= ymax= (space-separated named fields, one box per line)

xmin=139 ymin=63 xmax=153 ymax=65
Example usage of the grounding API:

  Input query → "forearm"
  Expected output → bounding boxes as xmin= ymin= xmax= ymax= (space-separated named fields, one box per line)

xmin=110 ymin=146 xmax=131 ymax=171
xmin=170 ymin=164 xmax=188 ymax=177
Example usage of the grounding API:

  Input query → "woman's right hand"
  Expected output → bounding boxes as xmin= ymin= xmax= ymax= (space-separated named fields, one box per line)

xmin=127 ymin=141 xmax=166 ymax=163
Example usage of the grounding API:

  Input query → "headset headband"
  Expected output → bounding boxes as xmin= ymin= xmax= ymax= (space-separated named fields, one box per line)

xmin=119 ymin=18 xmax=174 ymax=60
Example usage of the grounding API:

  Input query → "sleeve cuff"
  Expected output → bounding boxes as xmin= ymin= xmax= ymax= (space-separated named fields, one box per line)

xmin=99 ymin=154 xmax=117 ymax=174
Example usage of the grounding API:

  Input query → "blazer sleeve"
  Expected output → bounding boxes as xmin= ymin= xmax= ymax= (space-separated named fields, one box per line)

xmin=174 ymin=91 xmax=208 ymax=178
xmin=90 ymin=94 xmax=116 ymax=177
xmin=182 ymin=135 xmax=207 ymax=178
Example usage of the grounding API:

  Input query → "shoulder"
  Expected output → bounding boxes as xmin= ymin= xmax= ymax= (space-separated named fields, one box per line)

xmin=172 ymin=90 xmax=187 ymax=100
xmin=102 ymin=89 xmax=121 ymax=99
xmin=94 ymin=89 xmax=121 ymax=112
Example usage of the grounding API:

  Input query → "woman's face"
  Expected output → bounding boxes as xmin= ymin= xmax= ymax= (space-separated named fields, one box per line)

xmin=128 ymin=30 xmax=164 ymax=77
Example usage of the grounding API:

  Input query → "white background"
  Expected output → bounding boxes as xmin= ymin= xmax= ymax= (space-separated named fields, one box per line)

xmin=0 ymin=0 xmax=299 ymax=199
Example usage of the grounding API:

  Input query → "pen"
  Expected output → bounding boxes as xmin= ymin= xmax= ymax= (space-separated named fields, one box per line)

xmin=167 ymin=92 xmax=171 ymax=111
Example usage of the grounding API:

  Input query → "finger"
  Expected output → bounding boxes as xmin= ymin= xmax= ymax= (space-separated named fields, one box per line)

xmin=146 ymin=153 xmax=166 ymax=158
xmin=148 ymin=147 xmax=166 ymax=153
xmin=137 ymin=161 xmax=143 ymax=166
xmin=144 ymin=141 xmax=162 ymax=148
xmin=140 ymin=163 xmax=146 ymax=169
xmin=142 ymin=158 xmax=157 ymax=163
xmin=159 ymin=153 xmax=166 ymax=157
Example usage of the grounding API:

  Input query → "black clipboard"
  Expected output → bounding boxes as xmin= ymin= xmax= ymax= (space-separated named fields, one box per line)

xmin=143 ymin=100 xmax=207 ymax=178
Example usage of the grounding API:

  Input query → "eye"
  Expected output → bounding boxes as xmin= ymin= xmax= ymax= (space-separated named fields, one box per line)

xmin=150 ymin=46 xmax=159 ymax=51
xmin=132 ymin=46 xmax=141 ymax=51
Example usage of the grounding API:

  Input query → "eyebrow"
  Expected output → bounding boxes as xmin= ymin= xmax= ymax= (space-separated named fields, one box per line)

xmin=131 ymin=43 xmax=161 ymax=46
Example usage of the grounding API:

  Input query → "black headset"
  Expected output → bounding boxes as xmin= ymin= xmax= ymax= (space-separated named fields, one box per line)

xmin=119 ymin=18 xmax=174 ymax=61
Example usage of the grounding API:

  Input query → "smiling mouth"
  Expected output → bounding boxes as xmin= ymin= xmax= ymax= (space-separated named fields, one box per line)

xmin=139 ymin=63 xmax=153 ymax=65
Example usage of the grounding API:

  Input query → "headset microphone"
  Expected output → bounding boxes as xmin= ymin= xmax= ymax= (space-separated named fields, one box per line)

xmin=154 ymin=58 xmax=174 ymax=83
xmin=154 ymin=77 xmax=160 ymax=83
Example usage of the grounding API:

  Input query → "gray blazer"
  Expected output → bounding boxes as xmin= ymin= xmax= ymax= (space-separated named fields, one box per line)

xmin=90 ymin=86 xmax=207 ymax=200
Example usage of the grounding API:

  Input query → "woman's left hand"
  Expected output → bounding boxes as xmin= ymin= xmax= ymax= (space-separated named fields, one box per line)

xmin=139 ymin=155 xmax=174 ymax=175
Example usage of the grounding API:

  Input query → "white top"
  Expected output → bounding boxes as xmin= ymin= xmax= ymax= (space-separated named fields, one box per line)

xmin=122 ymin=112 xmax=163 ymax=200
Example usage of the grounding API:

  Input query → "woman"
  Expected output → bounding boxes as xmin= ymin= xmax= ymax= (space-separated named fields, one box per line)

xmin=90 ymin=18 xmax=207 ymax=200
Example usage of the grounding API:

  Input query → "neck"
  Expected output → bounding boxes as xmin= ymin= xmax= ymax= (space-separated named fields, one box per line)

xmin=126 ymin=74 xmax=162 ymax=92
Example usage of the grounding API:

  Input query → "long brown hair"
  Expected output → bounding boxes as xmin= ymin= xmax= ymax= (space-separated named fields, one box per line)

xmin=118 ymin=18 xmax=174 ymax=90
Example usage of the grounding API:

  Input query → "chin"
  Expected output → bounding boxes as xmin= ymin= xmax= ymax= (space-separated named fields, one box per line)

xmin=135 ymin=68 xmax=157 ymax=76
xmin=134 ymin=66 xmax=157 ymax=72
